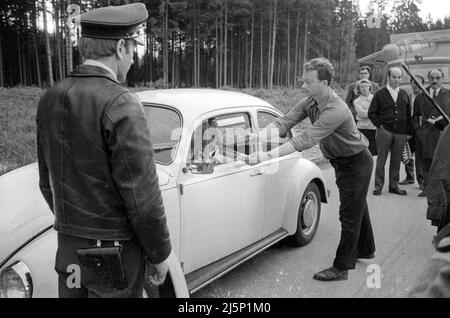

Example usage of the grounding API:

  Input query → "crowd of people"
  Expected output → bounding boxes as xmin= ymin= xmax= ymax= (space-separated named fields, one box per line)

xmin=346 ymin=65 xmax=450 ymax=201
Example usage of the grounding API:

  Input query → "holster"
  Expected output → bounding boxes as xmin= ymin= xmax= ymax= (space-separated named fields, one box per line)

xmin=77 ymin=245 xmax=127 ymax=289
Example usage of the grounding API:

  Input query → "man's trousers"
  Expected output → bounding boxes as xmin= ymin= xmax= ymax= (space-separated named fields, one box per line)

xmin=330 ymin=149 xmax=376 ymax=270
xmin=374 ymin=126 xmax=408 ymax=191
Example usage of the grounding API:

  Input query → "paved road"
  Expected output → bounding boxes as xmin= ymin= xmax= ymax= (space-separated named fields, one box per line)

xmin=193 ymin=158 xmax=436 ymax=298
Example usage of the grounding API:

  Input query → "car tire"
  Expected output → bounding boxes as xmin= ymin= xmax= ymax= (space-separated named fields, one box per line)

xmin=291 ymin=182 xmax=321 ymax=247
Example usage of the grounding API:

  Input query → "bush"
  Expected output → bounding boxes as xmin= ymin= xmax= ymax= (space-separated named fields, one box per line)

xmin=0 ymin=87 xmax=42 ymax=175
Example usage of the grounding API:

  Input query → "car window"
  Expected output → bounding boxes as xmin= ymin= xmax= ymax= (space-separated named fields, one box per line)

xmin=188 ymin=112 xmax=254 ymax=166
xmin=257 ymin=111 xmax=292 ymax=152
xmin=143 ymin=105 xmax=182 ymax=165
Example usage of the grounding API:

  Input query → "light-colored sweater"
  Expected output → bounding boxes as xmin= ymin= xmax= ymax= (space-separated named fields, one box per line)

xmin=354 ymin=94 xmax=376 ymax=130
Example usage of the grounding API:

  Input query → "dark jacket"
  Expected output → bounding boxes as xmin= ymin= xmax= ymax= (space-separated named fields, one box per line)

xmin=345 ymin=81 xmax=380 ymax=122
xmin=412 ymin=88 xmax=450 ymax=159
xmin=426 ymin=124 xmax=450 ymax=226
xmin=36 ymin=65 xmax=172 ymax=264
xmin=368 ymin=86 xmax=413 ymax=135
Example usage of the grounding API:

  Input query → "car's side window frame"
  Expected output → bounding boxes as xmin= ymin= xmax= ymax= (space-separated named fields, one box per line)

xmin=255 ymin=109 xmax=293 ymax=153
xmin=186 ymin=110 xmax=255 ymax=170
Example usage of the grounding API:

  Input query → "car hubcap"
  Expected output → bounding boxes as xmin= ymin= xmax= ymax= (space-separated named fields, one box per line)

xmin=302 ymin=191 xmax=318 ymax=235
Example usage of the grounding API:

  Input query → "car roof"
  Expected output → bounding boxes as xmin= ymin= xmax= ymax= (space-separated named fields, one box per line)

xmin=135 ymin=89 xmax=274 ymax=121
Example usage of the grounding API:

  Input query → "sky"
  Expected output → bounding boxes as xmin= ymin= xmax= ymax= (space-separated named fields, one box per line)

xmin=358 ymin=0 xmax=450 ymax=21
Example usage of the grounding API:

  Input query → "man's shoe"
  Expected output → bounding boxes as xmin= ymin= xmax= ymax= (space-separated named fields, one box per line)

xmin=357 ymin=253 xmax=375 ymax=259
xmin=399 ymin=178 xmax=414 ymax=185
xmin=418 ymin=191 xmax=427 ymax=197
xmin=373 ymin=189 xmax=382 ymax=196
xmin=313 ymin=266 xmax=348 ymax=281
xmin=389 ymin=188 xmax=407 ymax=196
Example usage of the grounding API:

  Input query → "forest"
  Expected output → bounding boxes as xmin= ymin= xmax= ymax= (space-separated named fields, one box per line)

xmin=1 ymin=0 xmax=450 ymax=89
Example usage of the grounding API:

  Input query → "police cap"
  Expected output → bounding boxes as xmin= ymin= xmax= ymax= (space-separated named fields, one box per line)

xmin=80 ymin=3 xmax=148 ymax=45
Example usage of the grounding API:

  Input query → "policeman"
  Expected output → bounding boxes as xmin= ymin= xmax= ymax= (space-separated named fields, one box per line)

xmin=36 ymin=3 xmax=172 ymax=297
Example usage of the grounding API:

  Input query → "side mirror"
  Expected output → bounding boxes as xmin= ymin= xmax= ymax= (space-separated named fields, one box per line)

xmin=187 ymin=161 xmax=215 ymax=174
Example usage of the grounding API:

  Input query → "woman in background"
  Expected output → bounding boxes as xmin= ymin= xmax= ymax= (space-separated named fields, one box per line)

xmin=354 ymin=79 xmax=377 ymax=155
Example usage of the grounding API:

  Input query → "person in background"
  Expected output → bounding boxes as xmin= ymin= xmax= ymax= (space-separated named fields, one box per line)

xmin=368 ymin=67 xmax=413 ymax=196
xmin=249 ymin=57 xmax=375 ymax=282
xmin=353 ymin=79 xmax=377 ymax=155
xmin=346 ymin=65 xmax=380 ymax=122
xmin=413 ymin=69 xmax=450 ymax=197
xmin=399 ymin=75 xmax=425 ymax=188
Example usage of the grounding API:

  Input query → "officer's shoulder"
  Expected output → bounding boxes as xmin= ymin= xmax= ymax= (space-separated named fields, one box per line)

xmin=107 ymin=89 xmax=142 ymax=112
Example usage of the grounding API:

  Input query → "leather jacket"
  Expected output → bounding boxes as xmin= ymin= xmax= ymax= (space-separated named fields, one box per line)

xmin=36 ymin=65 xmax=171 ymax=264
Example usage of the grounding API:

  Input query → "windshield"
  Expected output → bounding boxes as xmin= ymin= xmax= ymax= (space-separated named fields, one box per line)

xmin=143 ymin=105 xmax=182 ymax=165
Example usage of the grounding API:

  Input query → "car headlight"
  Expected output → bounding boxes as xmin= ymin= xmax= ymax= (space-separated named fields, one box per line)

xmin=0 ymin=261 xmax=33 ymax=298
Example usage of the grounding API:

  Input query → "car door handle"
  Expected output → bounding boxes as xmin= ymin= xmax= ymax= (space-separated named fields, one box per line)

xmin=250 ymin=168 xmax=265 ymax=177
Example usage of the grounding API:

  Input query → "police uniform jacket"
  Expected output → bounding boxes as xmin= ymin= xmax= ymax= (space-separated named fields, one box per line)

xmin=36 ymin=65 xmax=172 ymax=264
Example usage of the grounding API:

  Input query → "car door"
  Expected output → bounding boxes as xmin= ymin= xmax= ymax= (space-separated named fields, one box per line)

xmin=178 ymin=111 xmax=266 ymax=274
xmin=255 ymin=110 xmax=301 ymax=236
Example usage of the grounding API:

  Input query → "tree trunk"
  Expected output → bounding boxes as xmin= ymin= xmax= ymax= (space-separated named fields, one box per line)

xmin=43 ymin=0 xmax=54 ymax=86
xmin=286 ymin=8 xmax=290 ymax=87
xmin=172 ymin=33 xmax=176 ymax=88
xmin=237 ymin=32 xmax=241 ymax=87
xmin=230 ymin=29 xmax=233 ymax=86
xmin=294 ymin=3 xmax=300 ymax=86
xmin=219 ymin=3 xmax=223 ymax=87
xmin=302 ymin=10 xmax=308 ymax=72
xmin=215 ymin=17 xmax=219 ymax=88
xmin=65 ymin=0 xmax=73 ymax=74
xmin=197 ymin=26 xmax=202 ymax=87
xmin=179 ymin=35 xmax=182 ymax=87
xmin=193 ymin=0 xmax=197 ymax=87
xmin=347 ymin=13 xmax=353 ymax=85
xmin=244 ymin=28 xmax=248 ymax=88
xmin=53 ymin=0 xmax=63 ymax=81
xmin=269 ymin=0 xmax=277 ymax=90
xmin=339 ymin=20 xmax=344 ymax=87
xmin=267 ymin=2 xmax=272 ymax=88
xmin=249 ymin=8 xmax=254 ymax=89
xmin=163 ymin=0 xmax=169 ymax=87
xmin=223 ymin=0 xmax=228 ymax=87
xmin=32 ymin=2 xmax=42 ymax=87
xmin=260 ymin=13 xmax=263 ymax=88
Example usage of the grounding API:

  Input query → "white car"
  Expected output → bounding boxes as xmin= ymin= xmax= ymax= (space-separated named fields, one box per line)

xmin=0 ymin=89 xmax=328 ymax=298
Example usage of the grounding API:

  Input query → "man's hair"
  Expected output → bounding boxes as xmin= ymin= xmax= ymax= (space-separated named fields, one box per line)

xmin=411 ymin=74 xmax=425 ymax=85
xmin=359 ymin=65 xmax=372 ymax=74
xmin=303 ymin=57 xmax=334 ymax=86
xmin=78 ymin=37 xmax=134 ymax=60
xmin=427 ymin=69 xmax=445 ymax=79
xmin=387 ymin=67 xmax=403 ymax=77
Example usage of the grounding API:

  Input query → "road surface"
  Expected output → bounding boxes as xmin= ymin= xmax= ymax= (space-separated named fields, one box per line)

xmin=193 ymin=159 xmax=436 ymax=298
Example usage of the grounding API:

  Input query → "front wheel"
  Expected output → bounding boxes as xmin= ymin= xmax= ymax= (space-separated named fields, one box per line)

xmin=291 ymin=182 xmax=321 ymax=247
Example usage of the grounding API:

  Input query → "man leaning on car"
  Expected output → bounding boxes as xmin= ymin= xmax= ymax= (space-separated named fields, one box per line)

xmin=36 ymin=3 xmax=172 ymax=298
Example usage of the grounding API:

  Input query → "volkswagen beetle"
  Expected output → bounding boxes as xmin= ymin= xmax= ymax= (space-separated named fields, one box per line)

xmin=0 ymin=89 xmax=328 ymax=298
